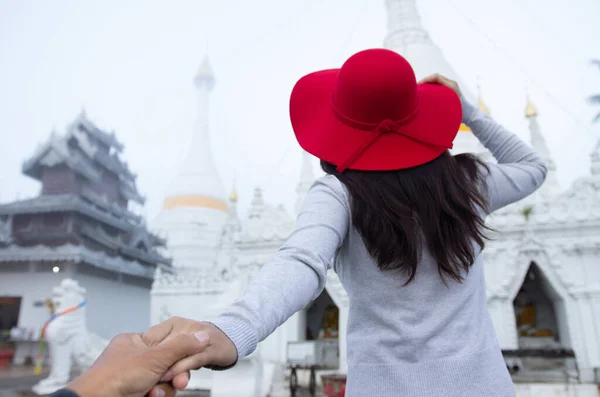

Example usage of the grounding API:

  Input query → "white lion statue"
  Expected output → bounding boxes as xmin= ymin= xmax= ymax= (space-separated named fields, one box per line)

xmin=32 ymin=279 xmax=109 ymax=395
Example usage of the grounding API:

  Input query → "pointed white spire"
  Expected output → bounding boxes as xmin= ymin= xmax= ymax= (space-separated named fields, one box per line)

xmin=295 ymin=151 xmax=316 ymax=214
xmin=383 ymin=0 xmax=489 ymax=158
xmin=165 ymin=55 xmax=226 ymax=207
xmin=248 ymin=187 xmax=265 ymax=219
xmin=525 ymin=96 xmax=559 ymax=196
xmin=153 ymin=55 xmax=229 ymax=273
xmin=214 ymin=182 xmax=241 ymax=276
xmin=591 ymin=139 xmax=600 ymax=176
xmin=194 ymin=56 xmax=215 ymax=90
xmin=383 ymin=0 xmax=475 ymax=103
xmin=384 ymin=0 xmax=430 ymax=52
xmin=225 ymin=182 xmax=241 ymax=233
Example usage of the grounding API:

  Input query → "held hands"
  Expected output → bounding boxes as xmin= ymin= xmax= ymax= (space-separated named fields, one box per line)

xmin=67 ymin=331 xmax=208 ymax=397
xmin=66 ymin=317 xmax=236 ymax=397
xmin=141 ymin=317 xmax=238 ymax=394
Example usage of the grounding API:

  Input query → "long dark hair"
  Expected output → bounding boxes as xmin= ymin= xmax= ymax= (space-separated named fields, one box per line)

xmin=322 ymin=151 xmax=490 ymax=285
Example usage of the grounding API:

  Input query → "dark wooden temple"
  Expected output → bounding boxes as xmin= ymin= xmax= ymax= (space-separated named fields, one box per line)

xmin=0 ymin=111 xmax=171 ymax=283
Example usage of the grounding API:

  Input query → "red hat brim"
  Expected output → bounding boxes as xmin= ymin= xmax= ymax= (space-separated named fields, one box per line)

xmin=290 ymin=69 xmax=462 ymax=171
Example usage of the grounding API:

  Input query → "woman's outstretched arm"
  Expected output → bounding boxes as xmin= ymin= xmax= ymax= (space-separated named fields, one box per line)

xmin=211 ymin=175 xmax=350 ymax=360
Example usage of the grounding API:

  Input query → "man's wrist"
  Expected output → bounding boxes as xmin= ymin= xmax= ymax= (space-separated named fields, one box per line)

xmin=67 ymin=374 xmax=104 ymax=397
xmin=49 ymin=388 xmax=81 ymax=397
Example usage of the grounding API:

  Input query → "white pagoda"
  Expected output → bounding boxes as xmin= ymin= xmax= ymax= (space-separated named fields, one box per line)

xmin=151 ymin=1 xmax=600 ymax=396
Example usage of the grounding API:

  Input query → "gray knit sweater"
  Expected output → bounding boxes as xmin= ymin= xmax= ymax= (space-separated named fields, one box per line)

xmin=212 ymin=97 xmax=547 ymax=397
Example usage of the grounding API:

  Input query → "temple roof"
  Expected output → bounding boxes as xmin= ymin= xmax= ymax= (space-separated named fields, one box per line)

xmin=67 ymin=118 xmax=136 ymax=182
xmin=81 ymin=224 xmax=171 ymax=265
xmin=0 ymin=191 xmax=171 ymax=268
xmin=0 ymin=194 xmax=135 ymax=231
xmin=79 ymin=187 xmax=141 ymax=224
xmin=23 ymin=132 xmax=101 ymax=182
xmin=76 ymin=110 xmax=124 ymax=152
xmin=0 ymin=243 xmax=155 ymax=279
xmin=23 ymin=112 xmax=144 ymax=204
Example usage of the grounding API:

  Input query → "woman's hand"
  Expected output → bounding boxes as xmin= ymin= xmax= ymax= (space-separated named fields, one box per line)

xmin=419 ymin=74 xmax=462 ymax=98
xmin=141 ymin=317 xmax=238 ymax=392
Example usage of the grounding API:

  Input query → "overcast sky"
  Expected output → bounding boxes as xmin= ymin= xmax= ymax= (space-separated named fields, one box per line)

xmin=0 ymin=0 xmax=599 ymax=223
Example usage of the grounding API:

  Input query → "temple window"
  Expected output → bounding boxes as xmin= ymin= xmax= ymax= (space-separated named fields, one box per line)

xmin=305 ymin=289 xmax=338 ymax=341
xmin=512 ymin=262 xmax=572 ymax=376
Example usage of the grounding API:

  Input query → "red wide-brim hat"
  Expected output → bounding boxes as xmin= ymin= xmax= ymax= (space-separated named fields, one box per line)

xmin=290 ymin=48 xmax=462 ymax=172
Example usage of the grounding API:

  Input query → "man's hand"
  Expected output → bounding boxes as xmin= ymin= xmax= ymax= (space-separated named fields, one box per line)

xmin=141 ymin=317 xmax=237 ymax=390
xmin=67 ymin=331 xmax=208 ymax=397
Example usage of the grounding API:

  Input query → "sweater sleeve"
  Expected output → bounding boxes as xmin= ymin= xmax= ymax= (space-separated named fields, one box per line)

xmin=461 ymin=97 xmax=548 ymax=213
xmin=211 ymin=176 xmax=350 ymax=360
xmin=49 ymin=389 xmax=80 ymax=397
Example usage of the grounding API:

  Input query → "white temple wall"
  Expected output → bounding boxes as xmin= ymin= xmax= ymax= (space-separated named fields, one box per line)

xmin=75 ymin=272 xmax=150 ymax=338
xmin=582 ymin=251 xmax=600 ymax=281
xmin=553 ymin=298 xmax=571 ymax=348
xmin=573 ymin=293 xmax=600 ymax=376
xmin=260 ymin=312 xmax=305 ymax=364
xmin=558 ymin=297 xmax=598 ymax=382
xmin=585 ymin=294 xmax=600 ymax=368
xmin=236 ymin=245 xmax=281 ymax=269
xmin=260 ymin=323 xmax=284 ymax=363
xmin=558 ymin=249 xmax=600 ymax=380
xmin=487 ymin=298 xmax=518 ymax=349
xmin=0 ymin=269 xmax=66 ymax=334
xmin=151 ymin=289 xmax=236 ymax=326
xmin=0 ymin=263 xmax=150 ymax=340
xmin=1 ymin=263 xmax=152 ymax=366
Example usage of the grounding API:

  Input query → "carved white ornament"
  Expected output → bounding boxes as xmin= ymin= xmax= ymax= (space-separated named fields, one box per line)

xmin=32 ymin=279 xmax=108 ymax=396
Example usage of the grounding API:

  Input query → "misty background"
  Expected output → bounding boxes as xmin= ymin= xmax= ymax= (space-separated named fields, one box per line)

xmin=0 ymin=0 xmax=599 ymax=221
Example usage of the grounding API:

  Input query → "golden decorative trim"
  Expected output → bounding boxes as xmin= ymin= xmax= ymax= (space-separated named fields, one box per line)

xmin=459 ymin=123 xmax=471 ymax=133
xmin=525 ymin=98 xmax=538 ymax=118
xmin=163 ymin=195 xmax=228 ymax=212
xmin=478 ymin=97 xmax=490 ymax=115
